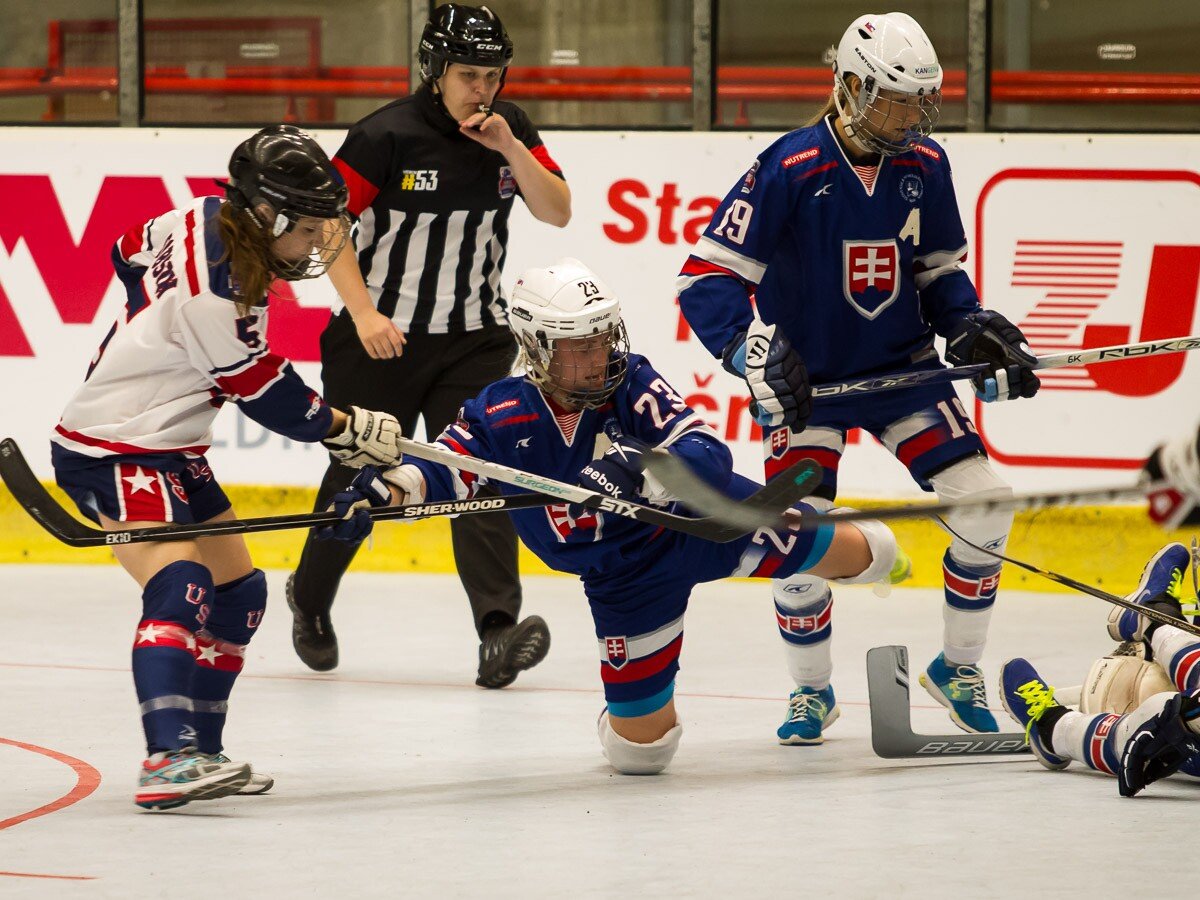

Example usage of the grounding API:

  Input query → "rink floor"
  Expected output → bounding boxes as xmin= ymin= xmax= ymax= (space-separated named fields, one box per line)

xmin=0 ymin=565 xmax=1192 ymax=898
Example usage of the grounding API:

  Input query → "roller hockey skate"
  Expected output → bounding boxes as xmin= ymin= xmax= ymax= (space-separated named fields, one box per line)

xmin=135 ymin=749 xmax=251 ymax=810
xmin=999 ymin=658 xmax=1070 ymax=770
xmin=209 ymin=753 xmax=274 ymax=795
xmin=777 ymin=685 xmax=839 ymax=745
xmin=286 ymin=572 xmax=339 ymax=672
xmin=476 ymin=615 xmax=551 ymax=688
xmin=919 ymin=653 xmax=998 ymax=733
xmin=1107 ymin=542 xmax=1189 ymax=645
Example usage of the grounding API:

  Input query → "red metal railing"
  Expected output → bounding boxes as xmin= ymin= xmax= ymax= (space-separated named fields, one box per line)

xmin=6 ymin=64 xmax=1200 ymax=123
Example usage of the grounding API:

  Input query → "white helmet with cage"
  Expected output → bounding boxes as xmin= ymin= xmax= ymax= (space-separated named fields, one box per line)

xmin=508 ymin=258 xmax=630 ymax=409
xmin=832 ymin=12 xmax=943 ymax=156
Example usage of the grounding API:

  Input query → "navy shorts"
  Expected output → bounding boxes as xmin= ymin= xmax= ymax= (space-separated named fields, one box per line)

xmin=51 ymin=444 xmax=232 ymax=525
xmin=763 ymin=377 xmax=986 ymax=498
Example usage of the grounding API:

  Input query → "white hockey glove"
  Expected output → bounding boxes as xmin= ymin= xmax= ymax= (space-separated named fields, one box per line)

xmin=1143 ymin=423 xmax=1200 ymax=528
xmin=322 ymin=406 xmax=403 ymax=467
xmin=721 ymin=320 xmax=811 ymax=429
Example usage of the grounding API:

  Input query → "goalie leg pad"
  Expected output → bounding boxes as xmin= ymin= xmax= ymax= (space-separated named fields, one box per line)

xmin=1081 ymin=653 xmax=1175 ymax=715
xmin=598 ymin=710 xmax=682 ymax=775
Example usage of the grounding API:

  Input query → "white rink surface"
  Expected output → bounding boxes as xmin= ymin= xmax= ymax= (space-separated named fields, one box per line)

xmin=0 ymin=565 xmax=1193 ymax=899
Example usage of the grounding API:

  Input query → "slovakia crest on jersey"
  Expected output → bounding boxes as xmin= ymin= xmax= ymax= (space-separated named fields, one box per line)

xmin=604 ymin=636 xmax=629 ymax=670
xmin=843 ymin=239 xmax=900 ymax=320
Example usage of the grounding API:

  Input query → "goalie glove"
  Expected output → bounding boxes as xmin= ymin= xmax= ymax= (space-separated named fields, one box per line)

xmin=722 ymin=320 xmax=812 ymax=429
xmin=1143 ymin=424 xmax=1200 ymax=528
xmin=322 ymin=406 xmax=403 ymax=467
xmin=1117 ymin=690 xmax=1200 ymax=798
xmin=945 ymin=310 xmax=1040 ymax=402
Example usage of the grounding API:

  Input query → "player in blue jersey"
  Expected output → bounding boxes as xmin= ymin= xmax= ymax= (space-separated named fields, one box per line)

xmin=321 ymin=258 xmax=905 ymax=775
xmin=51 ymin=126 xmax=403 ymax=809
xmin=676 ymin=12 xmax=1042 ymax=743
xmin=1001 ymin=542 xmax=1200 ymax=796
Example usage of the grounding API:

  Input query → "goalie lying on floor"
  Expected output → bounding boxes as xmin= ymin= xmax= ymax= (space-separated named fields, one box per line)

xmin=321 ymin=257 xmax=908 ymax=776
xmin=1001 ymin=542 xmax=1200 ymax=797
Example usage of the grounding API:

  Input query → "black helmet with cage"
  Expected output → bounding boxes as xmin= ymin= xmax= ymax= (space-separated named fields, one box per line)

xmin=418 ymin=4 xmax=514 ymax=88
xmin=218 ymin=124 xmax=351 ymax=280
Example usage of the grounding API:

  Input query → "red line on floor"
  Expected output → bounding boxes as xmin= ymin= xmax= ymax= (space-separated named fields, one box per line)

xmin=0 ymin=871 xmax=96 ymax=881
xmin=0 ymin=660 xmax=948 ymax=710
xmin=0 ymin=737 xmax=102 ymax=832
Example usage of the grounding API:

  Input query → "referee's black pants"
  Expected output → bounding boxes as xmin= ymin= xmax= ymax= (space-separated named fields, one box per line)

xmin=291 ymin=312 xmax=522 ymax=636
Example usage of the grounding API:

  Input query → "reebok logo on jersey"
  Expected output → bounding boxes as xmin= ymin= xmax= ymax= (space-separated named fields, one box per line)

xmin=814 ymin=184 xmax=833 ymax=197
xmin=516 ymin=437 xmax=532 ymax=448
xmin=782 ymin=148 xmax=820 ymax=169
xmin=400 ymin=169 xmax=439 ymax=190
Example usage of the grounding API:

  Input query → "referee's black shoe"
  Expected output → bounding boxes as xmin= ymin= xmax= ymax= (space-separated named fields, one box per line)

xmin=286 ymin=572 xmax=338 ymax=672
xmin=476 ymin=615 xmax=551 ymax=689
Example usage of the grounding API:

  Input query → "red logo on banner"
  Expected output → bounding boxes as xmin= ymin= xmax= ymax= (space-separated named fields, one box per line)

xmin=0 ymin=175 xmax=331 ymax=362
xmin=976 ymin=167 xmax=1200 ymax=469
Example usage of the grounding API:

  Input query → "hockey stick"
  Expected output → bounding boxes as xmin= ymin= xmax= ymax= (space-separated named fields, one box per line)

xmin=644 ymin=448 xmax=1164 ymax=532
xmin=0 ymin=437 xmax=819 ymax=547
xmin=935 ymin=516 xmax=1200 ymax=640
xmin=0 ymin=438 xmax=563 ymax=547
xmin=811 ymin=335 xmax=1200 ymax=399
xmin=866 ymin=645 xmax=1030 ymax=759
xmin=392 ymin=435 xmax=820 ymax=537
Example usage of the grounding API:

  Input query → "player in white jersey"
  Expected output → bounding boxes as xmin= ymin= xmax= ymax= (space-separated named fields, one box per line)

xmin=50 ymin=125 xmax=403 ymax=810
xmin=1001 ymin=542 xmax=1200 ymax=796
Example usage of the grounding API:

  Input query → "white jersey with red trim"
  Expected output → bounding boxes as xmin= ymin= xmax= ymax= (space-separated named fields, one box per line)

xmin=52 ymin=196 xmax=333 ymax=459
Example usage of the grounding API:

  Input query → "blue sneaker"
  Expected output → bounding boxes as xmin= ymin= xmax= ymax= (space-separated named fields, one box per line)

xmin=135 ymin=749 xmax=250 ymax=810
xmin=777 ymin=686 xmax=839 ymax=745
xmin=1108 ymin=542 xmax=1189 ymax=643
xmin=999 ymin=658 xmax=1070 ymax=771
xmin=919 ymin=653 xmax=999 ymax=733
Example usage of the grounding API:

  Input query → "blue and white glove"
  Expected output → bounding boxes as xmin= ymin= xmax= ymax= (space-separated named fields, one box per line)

xmin=576 ymin=437 xmax=648 ymax=503
xmin=1117 ymin=691 xmax=1200 ymax=798
xmin=721 ymin=320 xmax=811 ymax=429
xmin=316 ymin=465 xmax=393 ymax=543
xmin=945 ymin=310 xmax=1040 ymax=402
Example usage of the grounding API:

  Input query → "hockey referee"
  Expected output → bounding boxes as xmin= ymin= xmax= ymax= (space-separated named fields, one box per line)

xmin=287 ymin=4 xmax=569 ymax=686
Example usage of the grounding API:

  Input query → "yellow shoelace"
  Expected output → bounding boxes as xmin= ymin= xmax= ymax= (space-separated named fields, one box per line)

xmin=1014 ymin=679 xmax=1059 ymax=741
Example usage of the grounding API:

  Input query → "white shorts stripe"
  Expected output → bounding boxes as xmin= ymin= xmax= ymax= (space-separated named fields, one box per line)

xmin=596 ymin=613 xmax=684 ymax=661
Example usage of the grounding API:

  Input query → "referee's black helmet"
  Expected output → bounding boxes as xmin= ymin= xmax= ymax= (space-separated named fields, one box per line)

xmin=418 ymin=4 xmax=514 ymax=83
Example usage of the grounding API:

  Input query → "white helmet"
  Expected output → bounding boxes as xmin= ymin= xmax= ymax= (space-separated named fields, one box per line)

xmin=833 ymin=13 xmax=942 ymax=156
xmin=508 ymin=258 xmax=630 ymax=409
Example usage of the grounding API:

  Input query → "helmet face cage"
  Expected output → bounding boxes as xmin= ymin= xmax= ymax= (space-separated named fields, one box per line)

xmin=265 ymin=209 xmax=352 ymax=281
xmin=835 ymin=73 xmax=941 ymax=157
xmin=518 ymin=322 xmax=630 ymax=410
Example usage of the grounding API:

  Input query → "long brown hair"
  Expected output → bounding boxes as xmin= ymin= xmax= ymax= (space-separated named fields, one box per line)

xmin=805 ymin=89 xmax=839 ymax=127
xmin=215 ymin=201 xmax=275 ymax=316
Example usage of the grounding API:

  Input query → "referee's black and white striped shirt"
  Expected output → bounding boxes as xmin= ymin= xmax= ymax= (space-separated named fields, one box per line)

xmin=331 ymin=85 xmax=564 ymax=334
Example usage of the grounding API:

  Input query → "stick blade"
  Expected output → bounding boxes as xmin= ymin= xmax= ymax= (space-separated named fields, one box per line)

xmin=0 ymin=438 xmax=100 ymax=546
xmin=642 ymin=451 xmax=821 ymax=531
xmin=866 ymin=644 xmax=1030 ymax=759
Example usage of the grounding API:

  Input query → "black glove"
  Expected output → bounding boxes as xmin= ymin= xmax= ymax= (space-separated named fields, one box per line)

xmin=945 ymin=310 xmax=1040 ymax=402
xmin=1117 ymin=691 xmax=1200 ymax=797
xmin=576 ymin=437 xmax=648 ymax=504
xmin=316 ymin=465 xmax=393 ymax=543
xmin=721 ymin=320 xmax=811 ymax=429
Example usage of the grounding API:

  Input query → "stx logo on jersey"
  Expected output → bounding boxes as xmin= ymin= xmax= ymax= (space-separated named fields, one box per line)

xmin=842 ymin=239 xmax=899 ymax=320
xmin=604 ymin=636 xmax=629 ymax=670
